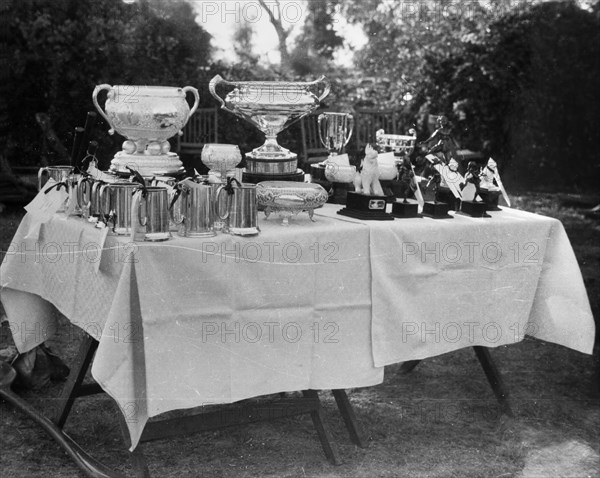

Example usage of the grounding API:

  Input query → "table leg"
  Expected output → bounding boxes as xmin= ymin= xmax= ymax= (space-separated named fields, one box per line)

xmin=399 ymin=360 xmax=421 ymax=375
xmin=473 ymin=346 xmax=513 ymax=417
xmin=331 ymin=389 xmax=366 ymax=448
xmin=397 ymin=348 xmax=513 ymax=416
xmin=53 ymin=334 xmax=98 ymax=428
xmin=302 ymin=390 xmax=342 ymax=465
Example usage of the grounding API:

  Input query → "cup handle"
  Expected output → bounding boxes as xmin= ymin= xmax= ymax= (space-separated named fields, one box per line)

xmin=344 ymin=115 xmax=355 ymax=148
xmin=136 ymin=192 xmax=147 ymax=227
xmin=37 ymin=167 xmax=48 ymax=191
xmin=209 ymin=75 xmax=237 ymax=115
xmin=77 ymin=177 xmax=91 ymax=215
xmin=315 ymin=75 xmax=331 ymax=103
xmin=216 ymin=186 xmax=230 ymax=220
xmin=182 ymin=86 xmax=200 ymax=118
xmin=317 ymin=114 xmax=329 ymax=151
xmin=98 ymin=184 xmax=111 ymax=223
xmin=92 ymin=84 xmax=115 ymax=135
xmin=169 ymin=189 xmax=185 ymax=225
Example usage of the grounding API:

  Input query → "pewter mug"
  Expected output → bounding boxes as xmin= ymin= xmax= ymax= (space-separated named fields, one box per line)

xmin=99 ymin=182 xmax=140 ymax=235
xmin=133 ymin=187 xmax=171 ymax=241
xmin=38 ymin=166 xmax=74 ymax=191
xmin=216 ymin=182 xmax=259 ymax=236
xmin=173 ymin=180 xmax=216 ymax=238
xmin=149 ymin=176 xmax=178 ymax=231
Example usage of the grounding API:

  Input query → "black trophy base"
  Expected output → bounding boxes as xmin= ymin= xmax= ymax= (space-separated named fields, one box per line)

xmin=479 ymin=189 xmax=501 ymax=211
xmin=422 ymin=201 xmax=453 ymax=219
xmin=310 ymin=163 xmax=327 ymax=182
xmin=379 ymin=180 xmax=397 ymax=202
xmin=458 ymin=200 xmax=490 ymax=218
xmin=391 ymin=200 xmax=421 ymax=219
xmin=435 ymin=187 xmax=460 ymax=211
xmin=328 ymin=182 xmax=354 ymax=205
xmin=337 ymin=191 xmax=394 ymax=220
xmin=243 ymin=169 xmax=305 ymax=184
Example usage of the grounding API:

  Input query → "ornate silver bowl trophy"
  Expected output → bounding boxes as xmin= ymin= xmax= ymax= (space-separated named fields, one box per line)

xmin=209 ymin=75 xmax=330 ymax=183
xmin=93 ymin=85 xmax=199 ymax=176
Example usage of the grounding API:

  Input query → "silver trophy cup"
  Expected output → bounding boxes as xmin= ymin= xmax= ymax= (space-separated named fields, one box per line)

xmin=318 ymin=112 xmax=354 ymax=156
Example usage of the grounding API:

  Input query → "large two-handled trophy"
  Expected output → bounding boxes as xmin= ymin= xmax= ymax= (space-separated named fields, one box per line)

xmin=93 ymin=85 xmax=199 ymax=177
xmin=209 ymin=75 xmax=330 ymax=183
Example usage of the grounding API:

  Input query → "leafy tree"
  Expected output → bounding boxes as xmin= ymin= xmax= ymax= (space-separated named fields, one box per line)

xmin=419 ymin=1 xmax=600 ymax=189
xmin=233 ymin=21 xmax=260 ymax=67
xmin=6 ymin=0 xmax=212 ymax=166
xmin=289 ymin=0 xmax=344 ymax=75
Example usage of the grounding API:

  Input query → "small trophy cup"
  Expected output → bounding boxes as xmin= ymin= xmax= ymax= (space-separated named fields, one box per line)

xmin=209 ymin=75 xmax=330 ymax=183
xmin=93 ymin=85 xmax=199 ymax=177
xmin=316 ymin=112 xmax=355 ymax=204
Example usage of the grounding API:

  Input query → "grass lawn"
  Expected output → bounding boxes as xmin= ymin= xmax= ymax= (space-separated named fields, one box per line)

xmin=0 ymin=193 xmax=598 ymax=478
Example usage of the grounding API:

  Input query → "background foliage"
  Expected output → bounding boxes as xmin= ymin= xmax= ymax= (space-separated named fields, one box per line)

xmin=3 ymin=0 xmax=600 ymax=191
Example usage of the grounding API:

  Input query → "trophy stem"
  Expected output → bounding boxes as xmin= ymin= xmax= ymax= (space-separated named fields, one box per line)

xmin=252 ymin=136 xmax=291 ymax=157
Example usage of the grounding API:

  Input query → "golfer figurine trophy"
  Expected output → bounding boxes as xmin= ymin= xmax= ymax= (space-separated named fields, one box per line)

xmin=93 ymin=84 xmax=200 ymax=177
xmin=479 ymin=157 xmax=511 ymax=210
xmin=209 ymin=75 xmax=330 ymax=183
xmin=419 ymin=154 xmax=453 ymax=218
xmin=318 ymin=112 xmax=356 ymax=204
xmin=338 ymin=144 xmax=393 ymax=220
xmin=458 ymin=161 xmax=490 ymax=217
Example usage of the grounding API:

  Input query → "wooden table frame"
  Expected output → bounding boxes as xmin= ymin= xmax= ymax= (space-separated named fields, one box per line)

xmin=399 ymin=346 xmax=513 ymax=417
xmin=51 ymin=333 xmax=366 ymax=477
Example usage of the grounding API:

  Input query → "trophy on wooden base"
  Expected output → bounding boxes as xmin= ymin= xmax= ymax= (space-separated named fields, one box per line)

xmin=376 ymin=129 xmax=424 ymax=218
xmin=421 ymin=154 xmax=452 ymax=219
xmin=458 ymin=161 xmax=490 ymax=217
xmin=479 ymin=158 xmax=511 ymax=210
xmin=317 ymin=112 xmax=355 ymax=204
xmin=338 ymin=145 xmax=394 ymax=220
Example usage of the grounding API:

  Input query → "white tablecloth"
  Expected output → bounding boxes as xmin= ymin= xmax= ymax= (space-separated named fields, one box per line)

xmin=1 ymin=204 xmax=595 ymax=449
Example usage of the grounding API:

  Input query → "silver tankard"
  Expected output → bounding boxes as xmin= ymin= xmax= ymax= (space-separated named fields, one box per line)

xmin=132 ymin=186 xmax=171 ymax=241
xmin=172 ymin=179 xmax=216 ymax=238
xmin=216 ymin=180 xmax=259 ymax=236
xmin=99 ymin=181 xmax=140 ymax=235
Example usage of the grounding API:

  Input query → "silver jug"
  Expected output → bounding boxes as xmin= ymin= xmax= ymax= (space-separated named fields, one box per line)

xmin=133 ymin=187 xmax=171 ymax=241
xmin=216 ymin=181 xmax=259 ymax=236
xmin=38 ymin=166 xmax=74 ymax=212
xmin=172 ymin=179 xmax=216 ymax=238
xmin=99 ymin=181 xmax=140 ymax=235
